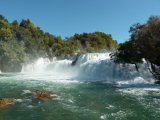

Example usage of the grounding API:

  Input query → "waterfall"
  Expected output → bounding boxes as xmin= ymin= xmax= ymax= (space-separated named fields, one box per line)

xmin=21 ymin=58 xmax=51 ymax=73
xmin=21 ymin=53 xmax=154 ymax=83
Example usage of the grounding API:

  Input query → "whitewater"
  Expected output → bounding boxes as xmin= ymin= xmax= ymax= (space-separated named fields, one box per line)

xmin=0 ymin=53 xmax=160 ymax=120
xmin=21 ymin=53 xmax=154 ymax=82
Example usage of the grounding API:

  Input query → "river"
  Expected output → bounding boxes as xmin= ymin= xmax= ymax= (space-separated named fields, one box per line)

xmin=0 ymin=53 xmax=160 ymax=120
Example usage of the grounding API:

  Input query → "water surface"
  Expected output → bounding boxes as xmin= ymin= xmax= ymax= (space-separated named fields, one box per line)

xmin=0 ymin=73 xmax=160 ymax=120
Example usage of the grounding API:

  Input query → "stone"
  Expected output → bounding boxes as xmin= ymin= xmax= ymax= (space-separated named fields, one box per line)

xmin=32 ymin=90 xmax=57 ymax=100
xmin=0 ymin=98 xmax=16 ymax=108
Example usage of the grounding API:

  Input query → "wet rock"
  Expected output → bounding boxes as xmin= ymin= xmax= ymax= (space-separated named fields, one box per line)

xmin=71 ymin=53 xmax=81 ymax=66
xmin=155 ymin=80 xmax=160 ymax=84
xmin=32 ymin=90 xmax=58 ymax=101
xmin=0 ymin=98 xmax=16 ymax=108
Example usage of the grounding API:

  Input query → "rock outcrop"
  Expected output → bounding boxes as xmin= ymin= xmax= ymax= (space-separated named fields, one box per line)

xmin=0 ymin=90 xmax=59 ymax=110
xmin=32 ymin=90 xmax=58 ymax=101
xmin=0 ymin=98 xmax=16 ymax=108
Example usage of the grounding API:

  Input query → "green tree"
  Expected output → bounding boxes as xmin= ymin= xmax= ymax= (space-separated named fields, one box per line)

xmin=0 ymin=39 xmax=26 ymax=72
xmin=67 ymin=32 xmax=118 ymax=53
xmin=113 ymin=16 xmax=160 ymax=82
xmin=0 ymin=20 xmax=13 ymax=41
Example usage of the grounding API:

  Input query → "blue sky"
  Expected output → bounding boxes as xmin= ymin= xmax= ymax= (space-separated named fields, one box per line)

xmin=0 ymin=0 xmax=160 ymax=43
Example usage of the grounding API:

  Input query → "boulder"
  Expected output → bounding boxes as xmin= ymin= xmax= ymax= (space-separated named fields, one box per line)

xmin=32 ymin=90 xmax=58 ymax=100
xmin=71 ymin=53 xmax=81 ymax=66
xmin=0 ymin=98 xmax=16 ymax=108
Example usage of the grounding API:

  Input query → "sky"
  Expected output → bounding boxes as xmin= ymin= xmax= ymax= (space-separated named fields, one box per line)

xmin=0 ymin=0 xmax=160 ymax=43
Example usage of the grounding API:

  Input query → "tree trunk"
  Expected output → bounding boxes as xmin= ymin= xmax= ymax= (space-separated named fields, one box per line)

xmin=146 ymin=61 xmax=160 ymax=84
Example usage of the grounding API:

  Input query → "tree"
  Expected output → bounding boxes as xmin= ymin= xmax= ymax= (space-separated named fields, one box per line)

xmin=67 ymin=32 xmax=118 ymax=53
xmin=111 ymin=40 xmax=143 ymax=71
xmin=0 ymin=19 xmax=13 ymax=41
xmin=0 ymin=14 xmax=118 ymax=72
xmin=112 ymin=16 xmax=160 ymax=82
xmin=0 ymin=39 xmax=26 ymax=72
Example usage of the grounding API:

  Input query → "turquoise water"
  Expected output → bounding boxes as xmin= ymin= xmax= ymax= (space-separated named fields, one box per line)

xmin=0 ymin=73 xmax=160 ymax=120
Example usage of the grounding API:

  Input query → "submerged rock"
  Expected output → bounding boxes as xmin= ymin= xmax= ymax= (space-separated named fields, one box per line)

xmin=32 ymin=90 xmax=58 ymax=101
xmin=0 ymin=90 xmax=59 ymax=109
xmin=0 ymin=98 xmax=16 ymax=108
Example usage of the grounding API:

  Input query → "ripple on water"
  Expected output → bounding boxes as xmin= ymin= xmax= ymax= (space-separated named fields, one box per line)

xmin=100 ymin=110 xmax=133 ymax=120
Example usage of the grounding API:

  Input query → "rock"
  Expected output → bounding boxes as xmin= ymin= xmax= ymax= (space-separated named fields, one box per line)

xmin=155 ymin=80 xmax=160 ymax=84
xmin=71 ymin=53 xmax=81 ymax=66
xmin=32 ymin=90 xmax=58 ymax=101
xmin=0 ymin=98 xmax=16 ymax=108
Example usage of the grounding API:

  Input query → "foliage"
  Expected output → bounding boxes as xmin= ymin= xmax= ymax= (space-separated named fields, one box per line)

xmin=67 ymin=32 xmax=118 ymax=53
xmin=0 ymin=39 xmax=26 ymax=72
xmin=112 ymin=40 xmax=143 ymax=64
xmin=0 ymin=15 xmax=117 ymax=72
xmin=0 ymin=19 xmax=13 ymax=41
xmin=112 ymin=16 xmax=160 ymax=81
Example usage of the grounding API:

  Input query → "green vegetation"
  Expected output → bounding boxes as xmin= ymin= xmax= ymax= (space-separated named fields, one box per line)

xmin=112 ymin=16 xmax=160 ymax=82
xmin=1 ymin=14 xmax=160 ymax=83
xmin=67 ymin=32 xmax=118 ymax=53
xmin=0 ymin=15 xmax=117 ymax=72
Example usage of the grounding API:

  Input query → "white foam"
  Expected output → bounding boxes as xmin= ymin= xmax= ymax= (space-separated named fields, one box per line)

xmin=105 ymin=104 xmax=115 ymax=109
xmin=100 ymin=115 xmax=107 ymax=119
xmin=27 ymin=105 xmax=34 ymax=108
xmin=22 ymin=90 xmax=32 ymax=94
xmin=16 ymin=99 xmax=23 ymax=102
xmin=76 ymin=53 xmax=110 ymax=65
xmin=119 ymin=87 xmax=160 ymax=96
xmin=21 ymin=53 xmax=154 ymax=82
xmin=21 ymin=58 xmax=51 ymax=73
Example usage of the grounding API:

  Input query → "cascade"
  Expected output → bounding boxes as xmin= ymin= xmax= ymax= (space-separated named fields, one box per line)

xmin=21 ymin=53 xmax=154 ymax=82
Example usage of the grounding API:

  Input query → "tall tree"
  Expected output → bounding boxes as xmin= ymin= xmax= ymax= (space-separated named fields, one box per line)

xmin=112 ymin=16 xmax=160 ymax=82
